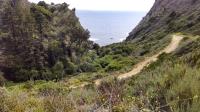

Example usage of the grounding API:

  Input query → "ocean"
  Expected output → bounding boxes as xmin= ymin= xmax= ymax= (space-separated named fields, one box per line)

xmin=76 ymin=10 xmax=147 ymax=46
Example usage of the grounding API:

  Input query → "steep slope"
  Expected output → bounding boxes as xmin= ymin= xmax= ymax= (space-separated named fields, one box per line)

xmin=121 ymin=0 xmax=200 ymax=111
xmin=118 ymin=35 xmax=183 ymax=80
xmin=1 ymin=0 xmax=200 ymax=111
xmin=127 ymin=0 xmax=200 ymax=41
xmin=0 ymin=0 xmax=94 ymax=81
xmin=94 ymin=35 xmax=183 ymax=86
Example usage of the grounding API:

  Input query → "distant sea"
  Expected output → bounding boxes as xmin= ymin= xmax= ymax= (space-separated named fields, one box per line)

xmin=76 ymin=10 xmax=147 ymax=46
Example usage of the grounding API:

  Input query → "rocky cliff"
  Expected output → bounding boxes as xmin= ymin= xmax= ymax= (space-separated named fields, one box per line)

xmin=127 ymin=0 xmax=200 ymax=41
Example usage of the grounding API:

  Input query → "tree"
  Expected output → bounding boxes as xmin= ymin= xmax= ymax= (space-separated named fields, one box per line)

xmin=31 ymin=4 xmax=51 ymax=38
xmin=38 ymin=1 xmax=48 ymax=9
xmin=2 ymin=0 xmax=47 ymax=81
xmin=1 ymin=0 xmax=94 ymax=81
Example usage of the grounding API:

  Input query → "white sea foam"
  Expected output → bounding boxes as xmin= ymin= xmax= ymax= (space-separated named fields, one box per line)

xmin=119 ymin=38 xmax=126 ymax=41
xmin=89 ymin=38 xmax=99 ymax=41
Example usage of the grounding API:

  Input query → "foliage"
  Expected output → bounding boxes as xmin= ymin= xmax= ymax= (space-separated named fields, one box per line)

xmin=79 ymin=62 xmax=97 ymax=72
xmin=2 ymin=35 xmax=200 ymax=111
xmin=52 ymin=61 xmax=64 ymax=79
xmin=1 ymin=0 xmax=200 ymax=112
xmin=65 ymin=60 xmax=78 ymax=75
xmin=37 ymin=1 xmax=48 ymax=9
xmin=0 ymin=87 xmax=44 ymax=112
xmin=0 ymin=0 xmax=95 ymax=81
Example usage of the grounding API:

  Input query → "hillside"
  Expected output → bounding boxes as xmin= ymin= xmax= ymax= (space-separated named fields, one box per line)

xmin=119 ymin=0 xmax=200 ymax=111
xmin=0 ymin=0 xmax=95 ymax=81
xmin=127 ymin=0 xmax=200 ymax=41
xmin=1 ymin=0 xmax=200 ymax=112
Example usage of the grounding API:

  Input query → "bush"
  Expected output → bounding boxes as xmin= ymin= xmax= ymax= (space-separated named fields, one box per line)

xmin=97 ymin=78 xmax=125 ymax=110
xmin=23 ymin=81 xmax=34 ymax=90
xmin=65 ymin=61 xmax=77 ymax=75
xmin=37 ymin=81 xmax=69 ymax=96
xmin=52 ymin=61 xmax=64 ymax=79
xmin=43 ymin=94 xmax=72 ymax=112
xmin=112 ymin=44 xmax=133 ymax=56
xmin=15 ymin=69 xmax=30 ymax=81
xmin=43 ymin=88 xmax=97 ymax=112
xmin=0 ymin=88 xmax=44 ymax=112
xmin=105 ymin=62 xmax=122 ymax=72
xmin=15 ymin=69 xmax=40 ymax=81
xmin=124 ymin=54 xmax=200 ymax=111
xmin=79 ymin=62 xmax=97 ymax=72
xmin=34 ymin=5 xmax=52 ymax=18
xmin=30 ymin=69 xmax=39 ymax=80
xmin=97 ymin=55 xmax=112 ymax=68
xmin=41 ymin=68 xmax=53 ymax=80
xmin=38 ymin=1 xmax=48 ymax=9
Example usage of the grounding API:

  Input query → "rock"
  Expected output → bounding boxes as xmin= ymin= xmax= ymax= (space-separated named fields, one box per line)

xmin=126 ymin=0 xmax=200 ymax=41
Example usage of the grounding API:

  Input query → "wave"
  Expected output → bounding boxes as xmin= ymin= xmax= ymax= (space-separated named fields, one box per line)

xmin=119 ymin=38 xmax=126 ymax=41
xmin=89 ymin=38 xmax=99 ymax=41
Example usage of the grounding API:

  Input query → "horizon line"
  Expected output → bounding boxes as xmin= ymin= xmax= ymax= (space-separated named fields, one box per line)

xmin=75 ymin=9 xmax=149 ymax=12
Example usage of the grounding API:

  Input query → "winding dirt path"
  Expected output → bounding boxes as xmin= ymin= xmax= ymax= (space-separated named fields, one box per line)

xmin=95 ymin=35 xmax=184 ymax=86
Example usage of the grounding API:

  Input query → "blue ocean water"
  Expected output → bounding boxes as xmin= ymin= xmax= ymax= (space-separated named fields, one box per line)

xmin=76 ymin=10 xmax=147 ymax=46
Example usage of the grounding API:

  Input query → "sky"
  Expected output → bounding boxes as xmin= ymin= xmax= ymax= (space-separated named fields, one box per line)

xmin=28 ymin=0 xmax=155 ymax=12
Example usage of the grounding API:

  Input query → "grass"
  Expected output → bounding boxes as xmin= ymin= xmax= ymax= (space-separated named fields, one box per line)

xmin=2 ymin=34 xmax=198 ymax=111
xmin=68 ymin=34 xmax=173 ymax=85
xmin=125 ymin=54 xmax=200 ymax=111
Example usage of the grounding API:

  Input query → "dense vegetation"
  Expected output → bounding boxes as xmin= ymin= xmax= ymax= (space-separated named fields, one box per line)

xmin=0 ymin=0 xmax=165 ymax=83
xmin=1 ymin=0 xmax=200 ymax=112
xmin=0 ymin=0 xmax=95 ymax=81
xmin=1 ymin=34 xmax=200 ymax=112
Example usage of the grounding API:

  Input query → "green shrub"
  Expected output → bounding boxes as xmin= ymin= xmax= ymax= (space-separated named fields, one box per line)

xmin=65 ymin=61 xmax=77 ymax=75
xmin=30 ymin=69 xmax=39 ymax=80
xmin=105 ymin=62 xmax=122 ymax=72
xmin=79 ymin=62 xmax=97 ymax=72
xmin=15 ymin=69 xmax=41 ymax=81
xmin=97 ymin=78 xmax=125 ymax=110
xmin=41 ymin=68 xmax=53 ymax=80
xmin=34 ymin=5 xmax=52 ymax=18
xmin=37 ymin=1 xmax=48 ymax=9
xmin=15 ymin=69 xmax=30 ymax=81
xmin=52 ymin=61 xmax=64 ymax=79
xmin=37 ymin=81 xmax=69 ymax=96
xmin=124 ymin=53 xmax=200 ymax=111
xmin=23 ymin=81 xmax=34 ymax=90
xmin=43 ymin=94 xmax=72 ymax=112
xmin=98 ymin=55 xmax=112 ymax=68
xmin=112 ymin=44 xmax=133 ymax=56
xmin=0 ymin=87 xmax=44 ymax=112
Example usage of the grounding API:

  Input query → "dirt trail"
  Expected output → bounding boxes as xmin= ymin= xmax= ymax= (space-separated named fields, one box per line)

xmin=95 ymin=35 xmax=184 ymax=85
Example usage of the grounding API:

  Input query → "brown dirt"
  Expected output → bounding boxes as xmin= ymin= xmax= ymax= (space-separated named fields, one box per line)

xmin=96 ymin=35 xmax=184 ymax=86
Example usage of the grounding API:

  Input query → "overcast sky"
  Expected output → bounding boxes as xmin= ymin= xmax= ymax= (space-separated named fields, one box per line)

xmin=28 ymin=0 xmax=155 ymax=12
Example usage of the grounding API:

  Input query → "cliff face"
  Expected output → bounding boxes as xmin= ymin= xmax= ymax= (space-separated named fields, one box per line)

xmin=126 ymin=0 xmax=200 ymax=41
